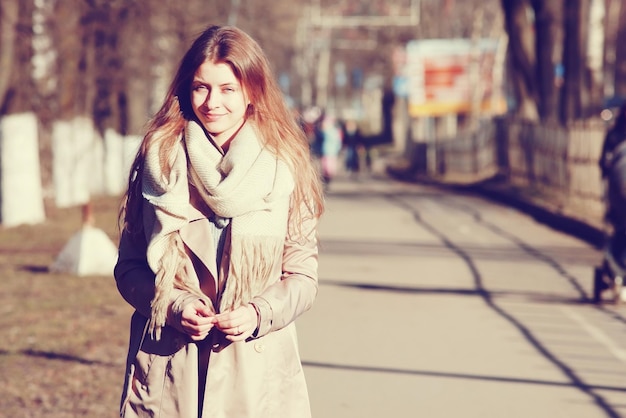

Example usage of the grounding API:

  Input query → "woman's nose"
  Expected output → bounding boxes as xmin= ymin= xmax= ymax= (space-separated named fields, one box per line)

xmin=205 ymin=91 xmax=220 ymax=109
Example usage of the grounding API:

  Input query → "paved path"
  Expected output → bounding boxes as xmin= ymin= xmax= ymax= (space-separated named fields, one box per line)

xmin=297 ymin=173 xmax=626 ymax=418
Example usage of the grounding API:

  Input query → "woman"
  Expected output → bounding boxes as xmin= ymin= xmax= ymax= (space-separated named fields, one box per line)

xmin=115 ymin=26 xmax=324 ymax=418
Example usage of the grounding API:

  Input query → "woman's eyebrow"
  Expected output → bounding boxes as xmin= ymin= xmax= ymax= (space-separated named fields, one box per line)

xmin=192 ymin=80 xmax=239 ymax=87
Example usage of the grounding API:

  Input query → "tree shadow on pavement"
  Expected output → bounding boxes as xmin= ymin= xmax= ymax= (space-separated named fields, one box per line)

xmin=376 ymin=192 xmax=625 ymax=417
xmin=319 ymin=278 xmax=589 ymax=306
xmin=302 ymin=360 xmax=626 ymax=394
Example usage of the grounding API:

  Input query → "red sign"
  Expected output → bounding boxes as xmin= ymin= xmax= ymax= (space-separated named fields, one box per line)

xmin=406 ymin=38 xmax=506 ymax=116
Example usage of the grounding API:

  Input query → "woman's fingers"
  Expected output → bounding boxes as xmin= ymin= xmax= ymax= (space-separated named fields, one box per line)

xmin=180 ymin=300 xmax=216 ymax=340
xmin=177 ymin=303 xmax=259 ymax=342
xmin=215 ymin=305 xmax=258 ymax=341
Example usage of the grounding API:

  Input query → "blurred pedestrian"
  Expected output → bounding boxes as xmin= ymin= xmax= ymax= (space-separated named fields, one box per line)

xmin=342 ymin=119 xmax=362 ymax=179
xmin=301 ymin=105 xmax=323 ymax=156
xmin=318 ymin=111 xmax=343 ymax=187
xmin=114 ymin=25 xmax=324 ymax=418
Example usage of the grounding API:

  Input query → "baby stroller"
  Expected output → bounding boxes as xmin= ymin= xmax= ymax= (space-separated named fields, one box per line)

xmin=594 ymin=141 xmax=626 ymax=304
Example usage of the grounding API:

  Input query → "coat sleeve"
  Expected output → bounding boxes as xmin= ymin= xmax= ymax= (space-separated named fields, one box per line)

xmin=250 ymin=210 xmax=319 ymax=338
xmin=114 ymin=228 xmax=202 ymax=328
xmin=114 ymin=229 xmax=155 ymax=319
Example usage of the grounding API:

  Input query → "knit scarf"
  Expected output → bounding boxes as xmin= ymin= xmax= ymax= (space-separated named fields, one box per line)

xmin=142 ymin=120 xmax=294 ymax=339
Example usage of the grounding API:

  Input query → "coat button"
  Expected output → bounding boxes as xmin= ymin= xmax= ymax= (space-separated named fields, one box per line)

xmin=254 ymin=342 xmax=265 ymax=353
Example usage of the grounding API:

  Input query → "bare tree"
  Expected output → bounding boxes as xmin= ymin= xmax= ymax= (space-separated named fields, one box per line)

xmin=0 ymin=0 xmax=19 ymax=109
xmin=51 ymin=0 xmax=89 ymax=120
xmin=0 ymin=0 xmax=35 ymax=114
xmin=501 ymin=0 xmax=605 ymax=123
xmin=532 ymin=0 xmax=563 ymax=123
xmin=560 ymin=0 xmax=591 ymax=123
xmin=501 ymin=0 xmax=539 ymax=120
xmin=88 ymin=0 xmax=130 ymax=134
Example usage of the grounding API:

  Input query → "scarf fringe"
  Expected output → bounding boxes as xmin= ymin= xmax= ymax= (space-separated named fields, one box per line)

xmin=220 ymin=236 xmax=285 ymax=311
xmin=149 ymin=233 xmax=208 ymax=339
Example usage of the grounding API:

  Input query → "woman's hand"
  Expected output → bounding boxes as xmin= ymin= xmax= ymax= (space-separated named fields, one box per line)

xmin=179 ymin=300 xmax=216 ymax=341
xmin=215 ymin=304 xmax=259 ymax=342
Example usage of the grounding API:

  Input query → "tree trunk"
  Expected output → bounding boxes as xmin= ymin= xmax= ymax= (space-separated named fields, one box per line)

xmin=53 ymin=0 xmax=86 ymax=119
xmin=585 ymin=0 xmax=605 ymax=113
xmin=560 ymin=0 xmax=589 ymax=123
xmin=1 ymin=0 xmax=35 ymax=114
xmin=119 ymin=1 xmax=151 ymax=136
xmin=501 ymin=0 xmax=539 ymax=120
xmin=0 ymin=0 xmax=19 ymax=108
xmin=532 ymin=0 xmax=563 ymax=123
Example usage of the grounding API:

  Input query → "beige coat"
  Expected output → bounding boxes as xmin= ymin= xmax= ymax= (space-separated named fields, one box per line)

xmin=114 ymin=188 xmax=319 ymax=418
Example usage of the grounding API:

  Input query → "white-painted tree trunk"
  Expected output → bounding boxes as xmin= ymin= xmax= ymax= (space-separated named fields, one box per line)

xmin=104 ymin=128 xmax=124 ymax=195
xmin=0 ymin=112 xmax=46 ymax=227
xmin=88 ymin=128 xmax=105 ymax=197
xmin=52 ymin=116 xmax=96 ymax=208
xmin=123 ymin=134 xmax=142 ymax=182
xmin=103 ymin=130 xmax=141 ymax=196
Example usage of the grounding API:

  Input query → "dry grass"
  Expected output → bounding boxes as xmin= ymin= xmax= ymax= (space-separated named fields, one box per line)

xmin=0 ymin=195 xmax=133 ymax=418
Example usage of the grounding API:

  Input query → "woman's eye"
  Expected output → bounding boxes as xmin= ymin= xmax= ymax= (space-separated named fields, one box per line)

xmin=193 ymin=84 xmax=207 ymax=91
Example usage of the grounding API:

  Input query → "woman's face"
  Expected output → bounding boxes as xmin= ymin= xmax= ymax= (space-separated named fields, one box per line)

xmin=191 ymin=61 xmax=248 ymax=147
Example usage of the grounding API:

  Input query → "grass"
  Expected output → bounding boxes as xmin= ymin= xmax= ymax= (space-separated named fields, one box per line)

xmin=0 ymin=195 xmax=132 ymax=418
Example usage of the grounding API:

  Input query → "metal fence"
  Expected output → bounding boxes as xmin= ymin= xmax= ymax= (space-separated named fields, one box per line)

xmin=404 ymin=117 xmax=607 ymax=229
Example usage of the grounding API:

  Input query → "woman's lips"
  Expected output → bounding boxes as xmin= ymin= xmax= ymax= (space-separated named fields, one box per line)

xmin=203 ymin=113 xmax=224 ymax=122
